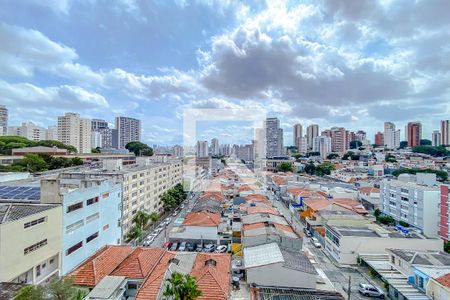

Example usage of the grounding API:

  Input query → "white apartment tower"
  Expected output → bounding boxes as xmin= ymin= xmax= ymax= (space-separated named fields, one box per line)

xmin=115 ymin=116 xmax=141 ymax=149
xmin=264 ymin=118 xmax=283 ymax=158
xmin=196 ymin=141 xmax=209 ymax=158
xmin=210 ymin=138 xmax=219 ymax=156
xmin=441 ymin=120 xmax=450 ymax=146
xmin=384 ymin=122 xmax=401 ymax=149
xmin=306 ymin=124 xmax=319 ymax=150
xmin=0 ymin=105 xmax=7 ymax=136
xmin=313 ymin=136 xmax=332 ymax=158
xmin=57 ymin=112 xmax=91 ymax=153
xmin=46 ymin=126 xmax=58 ymax=140
xmin=432 ymin=130 xmax=441 ymax=147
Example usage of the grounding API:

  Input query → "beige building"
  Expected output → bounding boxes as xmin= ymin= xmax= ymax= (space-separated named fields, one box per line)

xmin=0 ymin=203 xmax=62 ymax=284
xmin=58 ymin=112 xmax=91 ymax=153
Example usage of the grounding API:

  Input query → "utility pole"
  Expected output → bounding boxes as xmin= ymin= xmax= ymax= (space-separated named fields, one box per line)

xmin=347 ymin=276 xmax=351 ymax=300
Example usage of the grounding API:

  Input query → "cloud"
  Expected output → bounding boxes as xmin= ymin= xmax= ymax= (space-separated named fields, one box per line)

xmin=0 ymin=80 xmax=109 ymax=110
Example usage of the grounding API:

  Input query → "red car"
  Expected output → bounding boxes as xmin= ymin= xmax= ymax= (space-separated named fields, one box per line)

xmin=163 ymin=242 xmax=173 ymax=249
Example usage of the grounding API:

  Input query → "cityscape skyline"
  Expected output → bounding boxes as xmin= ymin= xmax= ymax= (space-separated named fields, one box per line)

xmin=1 ymin=1 xmax=449 ymax=146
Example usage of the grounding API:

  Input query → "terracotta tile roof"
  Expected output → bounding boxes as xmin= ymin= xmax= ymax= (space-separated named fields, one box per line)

xmin=112 ymin=248 xmax=166 ymax=279
xmin=274 ymin=223 xmax=295 ymax=234
xmin=135 ymin=251 xmax=177 ymax=300
xmin=247 ymin=206 xmax=280 ymax=216
xmin=272 ymin=176 xmax=288 ymax=185
xmin=68 ymin=245 xmax=134 ymax=287
xmin=333 ymin=198 xmax=368 ymax=214
xmin=191 ymin=253 xmax=231 ymax=300
xmin=302 ymin=198 xmax=333 ymax=211
xmin=245 ymin=194 xmax=268 ymax=202
xmin=183 ymin=211 xmax=221 ymax=227
xmin=359 ymin=187 xmax=380 ymax=194
xmin=243 ymin=222 xmax=265 ymax=231
xmin=199 ymin=192 xmax=226 ymax=202
xmin=435 ymin=273 xmax=450 ymax=288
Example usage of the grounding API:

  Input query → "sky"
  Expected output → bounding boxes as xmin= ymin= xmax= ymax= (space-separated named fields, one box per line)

xmin=1 ymin=0 xmax=449 ymax=146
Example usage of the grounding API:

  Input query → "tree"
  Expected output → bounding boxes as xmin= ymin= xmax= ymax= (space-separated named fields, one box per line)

xmin=14 ymin=285 xmax=45 ymax=300
xmin=342 ymin=151 xmax=354 ymax=160
xmin=374 ymin=209 xmax=381 ymax=218
xmin=277 ymin=162 xmax=293 ymax=172
xmin=163 ymin=272 xmax=202 ymax=300
xmin=316 ymin=162 xmax=336 ymax=176
xmin=47 ymin=278 xmax=80 ymax=300
xmin=91 ymin=147 xmax=101 ymax=153
xmin=420 ymin=139 xmax=432 ymax=146
xmin=392 ymin=168 xmax=448 ymax=181
xmin=150 ymin=212 xmax=160 ymax=224
xmin=412 ymin=146 xmax=450 ymax=157
xmin=385 ymin=154 xmax=397 ymax=163
xmin=326 ymin=153 xmax=339 ymax=159
xmin=349 ymin=140 xmax=362 ymax=149
xmin=306 ymin=152 xmax=320 ymax=157
xmin=70 ymin=157 xmax=83 ymax=166
xmin=126 ymin=226 xmax=144 ymax=242
xmin=445 ymin=241 xmax=450 ymax=253
xmin=11 ymin=154 xmax=48 ymax=172
xmin=304 ymin=162 xmax=316 ymax=175
xmin=125 ymin=141 xmax=153 ymax=156
xmin=133 ymin=210 xmax=151 ymax=231
xmin=377 ymin=215 xmax=395 ymax=225
xmin=399 ymin=141 xmax=408 ymax=149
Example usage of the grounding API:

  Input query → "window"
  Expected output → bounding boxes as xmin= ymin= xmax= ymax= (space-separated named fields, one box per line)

xmin=24 ymin=239 xmax=47 ymax=255
xmin=66 ymin=219 xmax=84 ymax=233
xmin=86 ymin=213 xmax=99 ymax=224
xmin=66 ymin=241 xmax=82 ymax=256
xmin=24 ymin=217 xmax=46 ymax=229
xmin=87 ymin=197 xmax=99 ymax=206
xmin=67 ymin=202 xmax=83 ymax=213
xmin=86 ymin=232 xmax=99 ymax=243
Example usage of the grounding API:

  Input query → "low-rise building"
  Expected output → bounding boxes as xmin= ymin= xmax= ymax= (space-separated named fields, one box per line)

xmin=325 ymin=224 xmax=442 ymax=265
xmin=244 ymin=242 xmax=318 ymax=289
xmin=427 ymin=273 xmax=450 ymax=300
xmin=358 ymin=186 xmax=380 ymax=211
xmin=0 ymin=203 xmax=62 ymax=284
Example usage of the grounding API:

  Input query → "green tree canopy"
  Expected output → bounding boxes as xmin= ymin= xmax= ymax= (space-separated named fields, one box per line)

xmin=392 ymin=168 xmax=448 ymax=181
xmin=163 ymin=272 xmax=202 ymax=300
xmin=349 ymin=140 xmax=362 ymax=149
xmin=399 ymin=141 xmax=408 ymax=149
xmin=420 ymin=139 xmax=432 ymax=146
xmin=412 ymin=146 xmax=450 ymax=157
xmin=125 ymin=141 xmax=154 ymax=156
xmin=277 ymin=162 xmax=293 ymax=172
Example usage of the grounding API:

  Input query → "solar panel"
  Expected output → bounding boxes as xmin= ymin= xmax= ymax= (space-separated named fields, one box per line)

xmin=0 ymin=186 xmax=40 ymax=200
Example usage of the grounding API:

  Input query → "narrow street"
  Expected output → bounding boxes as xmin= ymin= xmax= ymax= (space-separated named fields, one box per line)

xmin=269 ymin=190 xmax=387 ymax=300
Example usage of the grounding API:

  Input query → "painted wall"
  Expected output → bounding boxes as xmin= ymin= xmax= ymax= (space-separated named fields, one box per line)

xmin=246 ymin=263 xmax=316 ymax=289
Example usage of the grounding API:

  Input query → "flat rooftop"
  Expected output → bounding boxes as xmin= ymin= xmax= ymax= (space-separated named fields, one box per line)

xmin=329 ymin=225 xmax=426 ymax=239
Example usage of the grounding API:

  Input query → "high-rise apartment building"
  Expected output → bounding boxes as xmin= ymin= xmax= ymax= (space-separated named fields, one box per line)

xmin=91 ymin=119 xmax=109 ymax=131
xmin=306 ymin=124 xmax=319 ymax=150
xmin=91 ymin=119 xmax=118 ymax=149
xmin=196 ymin=141 xmax=208 ymax=158
xmin=0 ymin=105 xmax=8 ymax=136
xmin=253 ymin=128 xmax=265 ymax=159
xmin=406 ymin=121 xmax=422 ymax=147
xmin=297 ymin=137 xmax=307 ymax=154
xmin=57 ymin=112 xmax=92 ymax=153
xmin=173 ymin=145 xmax=183 ymax=157
xmin=441 ymin=120 xmax=450 ymax=146
xmin=432 ymin=130 xmax=441 ymax=147
xmin=264 ymin=118 xmax=283 ymax=158
xmin=210 ymin=138 xmax=219 ymax=156
xmin=313 ymin=136 xmax=332 ymax=158
xmin=293 ymin=124 xmax=302 ymax=150
xmin=46 ymin=126 xmax=58 ymax=140
xmin=115 ymin=116 xmax=141 ymax=149
xmin=355 ymin=130 xmax=367 ymax=142
xmin=329 ymin=127 xmax=348 ymax=153
xmin=374 ymin=132 xmax=384 ymax=146
xmin=14 ymin=122 xmax=47 ymax=141
xmin=384 ymin=122 xmax=401 ymax=149
xmin=233 ymin=144 xmax=254 ymax=162
xmin=91 ymin=131 xmax=102 ymax=148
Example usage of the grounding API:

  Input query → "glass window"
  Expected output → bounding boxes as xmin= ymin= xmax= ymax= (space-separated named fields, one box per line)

xmin=24 ymin=239 xmax=47 ymax=255
xmin=86 ymin=232 xmax=99 ymax=243
xmin=67 ymin=202 xmax=83 ymax=213
xmin=87 ymin=197 xmax=99 ymax=206
xmin=66 ymin=241 xmax=82 ymax=256
xmin=24 ymin=217 xmax=46 ymax=229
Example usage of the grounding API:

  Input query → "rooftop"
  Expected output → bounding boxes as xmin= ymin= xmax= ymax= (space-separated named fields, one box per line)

xmin=435 ymin=273 xmax=450 ymax=288
xmin=0 ymin=282 xmax=27 ymax=300
xmin=244 ymin=243 xmax=284 ymax=268
xmin=0 ymin=185 xmax=40 ymax=201
xmin=389 ymin=249 xmax=450 ymax=266
xmin=182 ymin=211 xmax=221 ymax=227
xmin=0 ymin=203 xmax=58 ymax=224
xmin=86 ymin=276 xmax=126 ymax=299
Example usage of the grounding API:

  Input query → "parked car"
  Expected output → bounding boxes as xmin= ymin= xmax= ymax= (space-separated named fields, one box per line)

xmin=303 ymin=228 xmax=312 ymax=237
xmin=311 ymin=237 xmax=321 ymax=248
xmin=195 ymin=244 xmax=203 ymax=252
xmin=358 ymin=283 xmax=384 ymax=298
xmin=186 ymin=243 xmax=196 ymax=252
xmin=215 ymin=245 xmax=228 ymax=253
xmin=163 ymin=242 xmax=172 ymax=249
xmin=172 ymin=211 xmax=179 ymax=217
xmin=170 ymin=242 xmax=179 ymax=251
xmin=180 ymin=204 xmax=185 ymax=209
xmin=203 ymin=244 xmax=216 ymax=252
xmin=178 ymin=242 xmax=187 ymax=251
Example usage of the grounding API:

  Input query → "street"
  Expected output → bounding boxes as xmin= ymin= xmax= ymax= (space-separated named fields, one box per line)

xmin=269 ymin=189 xmax=386 ymax=300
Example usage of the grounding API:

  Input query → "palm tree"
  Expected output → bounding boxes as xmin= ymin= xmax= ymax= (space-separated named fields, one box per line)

xmin=163 ymin=272 xmax=202 ymax=300
xmin=126 ymin=226 xmax=144 ymax=242
xmin=132 ymin=210 xmax=151 ymax=231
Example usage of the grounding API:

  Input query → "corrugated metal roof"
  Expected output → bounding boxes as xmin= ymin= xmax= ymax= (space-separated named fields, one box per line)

xmin=243 ymin=243 xmax=283 ymax=268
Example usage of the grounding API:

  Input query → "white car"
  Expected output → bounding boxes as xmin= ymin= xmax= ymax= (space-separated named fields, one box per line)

xmin=358 ymin=283 xmax=384 ymax=298
xmin=215 ymin=245 xmax=228 ymax=253
xmin=172 ymin=211 xmax=179 ymax=217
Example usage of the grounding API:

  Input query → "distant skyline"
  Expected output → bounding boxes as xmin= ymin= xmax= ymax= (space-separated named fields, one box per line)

xmin=1 ymin=0 xmax=449 ymax=145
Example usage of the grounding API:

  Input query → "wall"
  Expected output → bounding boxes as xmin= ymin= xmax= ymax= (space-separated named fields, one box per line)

xmin=325 ymin=234 xmax=443 ymax=265
xmin=246 ymin=263 xmax=316 ymax=289
xmin=0 ymin=206 xmax=62 ymax=283
xmin=61 ymin=181 xmax=121 ymax=274
xmin=427 ymin=279 xmax=450 ymax=300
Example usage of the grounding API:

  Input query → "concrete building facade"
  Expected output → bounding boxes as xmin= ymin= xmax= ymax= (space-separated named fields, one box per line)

xmin=115 ymin=117 xmax=141 ymax=149
xmin=306 ymin=124 xmax=319 ymax=151
xmin=0 ymin=105 xmax=7 ymax=136
xmin=58 ymin=112 xmax=92 ymax=153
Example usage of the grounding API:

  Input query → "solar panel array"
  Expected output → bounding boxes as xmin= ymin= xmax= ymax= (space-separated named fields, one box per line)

xmin=0 ymin=186 xmax=40 ymax=201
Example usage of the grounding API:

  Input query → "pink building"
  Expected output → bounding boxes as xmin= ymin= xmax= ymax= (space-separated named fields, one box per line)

xmin=440 ymin=185 xmax=449 ymax=241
